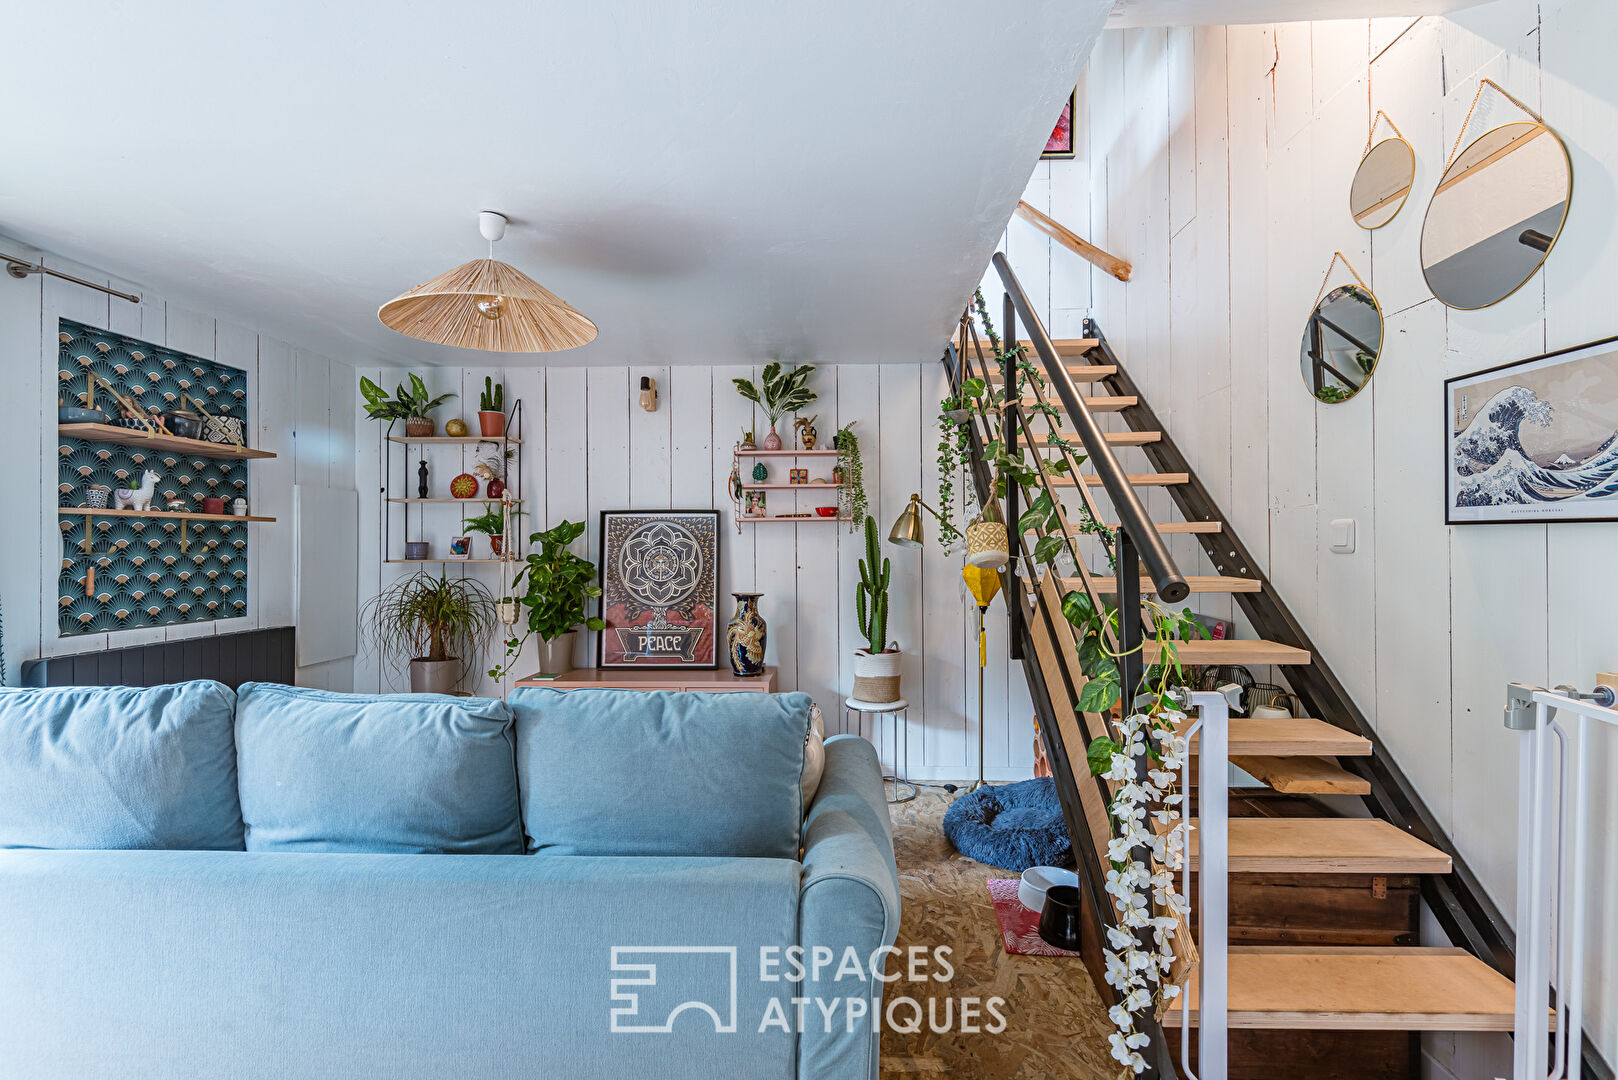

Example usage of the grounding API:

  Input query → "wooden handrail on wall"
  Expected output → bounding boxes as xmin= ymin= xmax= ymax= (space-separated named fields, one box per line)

xmin=1014 ymin=200 xmax=1132 ymax=282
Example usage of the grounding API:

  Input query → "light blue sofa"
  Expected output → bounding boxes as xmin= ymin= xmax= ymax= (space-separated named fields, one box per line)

xmin=0 ymin=681 xmax=900 ymax=1080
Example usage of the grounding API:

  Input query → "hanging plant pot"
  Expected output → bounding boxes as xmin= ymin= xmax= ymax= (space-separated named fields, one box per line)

xmin=497 ymin=598 xmax=520 ymax=626
xmin=944 ymin=408 xmax=974 ymax=424
xmin=405 ymin=416 xmax=435 ymax=438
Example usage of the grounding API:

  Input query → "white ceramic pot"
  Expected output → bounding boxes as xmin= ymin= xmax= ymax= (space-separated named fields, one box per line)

xmin=1019 ymin=866 xmax=1079 ymax=912
xmin=852 ymin=647 xmax=902 ymax=703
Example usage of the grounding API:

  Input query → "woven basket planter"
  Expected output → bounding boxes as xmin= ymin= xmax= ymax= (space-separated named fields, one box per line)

xmin=852 ymin=648 xmax=902 ymax=703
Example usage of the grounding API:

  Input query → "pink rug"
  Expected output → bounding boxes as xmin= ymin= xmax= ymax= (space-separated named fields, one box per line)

xmin=987 ymin=878 xmax=1082 ymax=957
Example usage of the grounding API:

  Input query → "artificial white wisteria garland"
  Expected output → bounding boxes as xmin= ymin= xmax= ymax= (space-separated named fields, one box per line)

xmin=1099 ymin=707 xmax=1191 ymax=1076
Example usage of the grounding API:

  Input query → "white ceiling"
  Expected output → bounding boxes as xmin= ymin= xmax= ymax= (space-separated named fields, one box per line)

xmin=1109 ymin=0 xmax=1483 ymax=26
xmin=0 ymin=2 xmax=1110 ymax=367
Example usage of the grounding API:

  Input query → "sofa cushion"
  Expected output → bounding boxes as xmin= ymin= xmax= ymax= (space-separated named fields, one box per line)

xmin=511 ymin=688 xmax=810 ymax=858
xmin=235 ymin=683 xmax=523 ymax=854
xmin=0 ymin=681 xmax=243 ymax=851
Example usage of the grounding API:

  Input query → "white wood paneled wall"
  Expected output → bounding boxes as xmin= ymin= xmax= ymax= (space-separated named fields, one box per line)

xmin=352 ymin=362 xmax=1036 ymax=783
xmin=0 ymin=234 xmax=359 ymax=689
xmin=993 ymin=8 xmax=1618 ymax=1074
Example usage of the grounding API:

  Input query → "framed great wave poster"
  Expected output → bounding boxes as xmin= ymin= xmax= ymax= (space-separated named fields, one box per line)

xmin=1446 ymin=335 xmax=1618 ymax=523
xmin=597 ymin=510 xmax=720 ymax=668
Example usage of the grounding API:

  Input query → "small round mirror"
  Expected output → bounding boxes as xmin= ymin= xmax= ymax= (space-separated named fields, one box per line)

xmin=1299 ymin=284 xmax=1383 ymax=404
xmin=1350 ymin=137 xmax=1415 ymax=229
xmin=1420 ymin=120 xmax=1571 ymax=309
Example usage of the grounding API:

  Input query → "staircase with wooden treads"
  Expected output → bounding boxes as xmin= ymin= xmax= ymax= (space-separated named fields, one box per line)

xmin=951 ymin=257 xmax=1526 ymax=1079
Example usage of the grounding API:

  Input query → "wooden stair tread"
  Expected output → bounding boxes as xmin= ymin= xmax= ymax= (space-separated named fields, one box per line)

xmin=1191 ymin=718 xmax=1372 ymax=757
xmin=1230 ymin=755 xmax=1371 ymax=795
xmin=1163 ymin=947 xmax=1527 ymax=1031
xmin=1107 ymin=520 xmax=1222 ymax=534
xmin=1031 ymin=430 xmax=1159 ymax=446
xmin=1063 ymin=364 xmax=1118 ymax=380
xmin=1186 ymin=818 xmax=1451 ymax=874
xmin=1063 ymin=574 xmax=1260 ymax=594
xmin=1143 ymin=639 xmax=1310 ymax=665
xmin=1019 ymin=395 xmax=1135 ymax=411
xmin=1015 ymin=337 xmax=1098 ymax=355
xmin=1046 ymin=472 xmax=1188 ymax=488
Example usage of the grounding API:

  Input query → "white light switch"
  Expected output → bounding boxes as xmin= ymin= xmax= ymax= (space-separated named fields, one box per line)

xmin=1329 ymin=518 xmax=1356 ymax=554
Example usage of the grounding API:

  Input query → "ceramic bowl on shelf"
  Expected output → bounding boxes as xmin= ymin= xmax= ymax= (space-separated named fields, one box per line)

xmin=59 ymin=406 xmax=110 ymax=424
xmin=814 ymin=506 xmax=838 ymax=517
xmin=1018 ymin=866 xmax=1079 ymax=913
xmin=161 ymin=411 xmax=203 ymax=440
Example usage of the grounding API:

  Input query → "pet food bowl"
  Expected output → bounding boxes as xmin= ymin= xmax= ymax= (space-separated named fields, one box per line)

xmin=814 ymin=506 xmax=839 ymax=517
xmin=1018 ymin=866 xmax=1079 ymax=912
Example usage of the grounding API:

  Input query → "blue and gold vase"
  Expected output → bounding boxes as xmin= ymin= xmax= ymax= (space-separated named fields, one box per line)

xmin=727 ymin=592 xmax=767 ymax=677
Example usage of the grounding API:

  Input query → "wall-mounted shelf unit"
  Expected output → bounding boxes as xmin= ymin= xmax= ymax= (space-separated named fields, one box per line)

xmin=58 ymin=508 xmax=276 ymax=523
xmin=56 ymin=423 xmax=277 ymax=460
xmin=383 ymin=401 xmax=524 ymax=565
xmin=739 ymin=515 xmax=849 ymax=524
xmin=738 ymin=483 xmax=842 ymax=491
xmin=385 ymin=434 xmax=523 ymax=447
xmin=733 ymin=448 xmax=838 ymax=457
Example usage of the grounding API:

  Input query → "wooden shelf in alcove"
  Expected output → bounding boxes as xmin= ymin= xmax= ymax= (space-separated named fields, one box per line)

xmin=57 ymin=507 xmax=276 ymax=523
xmin=58 ymin=423 xmax=276 ymax=460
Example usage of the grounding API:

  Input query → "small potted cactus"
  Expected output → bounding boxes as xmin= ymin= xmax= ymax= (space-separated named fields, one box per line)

xmin=852 ymin=514 xmax=901 ymax=703
xmin=479 ymin=377 xmax=506 ymax=437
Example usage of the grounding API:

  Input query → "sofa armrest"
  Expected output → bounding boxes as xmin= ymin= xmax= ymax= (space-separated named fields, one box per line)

xmin=798 ymin=734 xmax=901 ymax=1080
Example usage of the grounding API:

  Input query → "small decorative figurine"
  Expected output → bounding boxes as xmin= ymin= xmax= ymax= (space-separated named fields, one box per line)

xmin=789 ymin=468 xmax=808 ymax=485
xmin=232 ymin=497 xmax=248 ymax=517
xmin=752 ymin=462 xmax=769 ymax=483
xmin=740 ymin=429 xmax=756 ymax=450
xmin=113 ymin=470 xmax=160 ymax=512
xmin=444 ymin=417 xmax=470 ymax=437
xmin=417 ymin=459 xmax=429 ymax=498
xmin=794 ymin=414 xmax=818 ymax=450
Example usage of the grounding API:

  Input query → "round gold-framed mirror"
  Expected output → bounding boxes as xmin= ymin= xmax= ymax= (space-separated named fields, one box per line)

xmin=1299 ymin=283 xmax=1383 ymax=404
xmin=1420 ymin=120 xmax=1571 ymax=309
xmin=1350 ymin=136 xmax=1415 ymax=229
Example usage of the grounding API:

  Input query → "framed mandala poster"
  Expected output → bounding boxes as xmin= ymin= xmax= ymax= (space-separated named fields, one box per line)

xmin=1446 ymin=334 xmax=1618 ymax=523
xmin=597 ymin=510 xmax=721 ymax=668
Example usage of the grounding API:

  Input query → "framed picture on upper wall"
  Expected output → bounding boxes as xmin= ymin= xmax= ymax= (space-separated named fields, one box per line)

xmin=1446 ymin=335 xmax=1618 ymax=524
xmin=1040 ymin=88 xmax=1076 ymax=159
xmin=597 ymin=509 xmax=720 ymax=668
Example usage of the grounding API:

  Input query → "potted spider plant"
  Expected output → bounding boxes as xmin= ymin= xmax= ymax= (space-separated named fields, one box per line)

xmin=732 ymin=362 xmax=816 ymax=450
xmin=488 ymin=519 xmax=607 ymax=680
xmin=360 ymin=571 xmax=499 ymax=693
xmin=359 ymin=373 xmax=456 ymax=437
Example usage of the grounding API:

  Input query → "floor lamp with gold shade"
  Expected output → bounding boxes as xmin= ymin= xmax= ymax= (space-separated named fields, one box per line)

xmin=379 ymin=211 xmax=598 ymax=353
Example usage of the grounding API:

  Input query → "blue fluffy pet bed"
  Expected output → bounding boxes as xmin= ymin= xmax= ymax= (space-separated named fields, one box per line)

xmin=942 ymin=777 xmax=1073 ymax=871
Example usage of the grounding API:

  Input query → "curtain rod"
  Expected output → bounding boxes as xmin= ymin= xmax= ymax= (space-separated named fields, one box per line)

xmin=2 ymin=250 xmax=141 ymax=304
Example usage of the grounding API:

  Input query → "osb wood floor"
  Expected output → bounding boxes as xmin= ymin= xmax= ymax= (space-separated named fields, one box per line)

xmin=884 ymin=788 xmax=1115 ymax=1078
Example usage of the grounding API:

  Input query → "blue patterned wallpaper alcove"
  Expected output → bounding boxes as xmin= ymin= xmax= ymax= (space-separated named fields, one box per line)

xmin=56 ymin=319 xmax=252 ymax=635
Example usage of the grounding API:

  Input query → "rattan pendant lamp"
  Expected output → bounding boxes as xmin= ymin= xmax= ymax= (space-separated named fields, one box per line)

xmin=378 ymin=211 xmax=598 ymax=353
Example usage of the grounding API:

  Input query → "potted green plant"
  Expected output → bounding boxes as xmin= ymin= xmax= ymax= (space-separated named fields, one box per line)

xmin=732 ymin=362 xmax=816 ymax=450
xmin=461 ymin=502 xmax=525 ymax=558
xmin=360 ymin=571 xmax=499 ymax=693
xmin=359 ymin=373 xmax=456 ymax=437
xmin=852 ymin=514 xmax=901 ymax=702
xmin=832 ymin=422 xmax=867 ymax=527
xmin=488 ymin=519 xmax=607 ymax=680
xmin=479 ymin=376 xmax=506 ymax=437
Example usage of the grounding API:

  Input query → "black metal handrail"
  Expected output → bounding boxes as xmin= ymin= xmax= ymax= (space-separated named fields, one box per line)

xmin=992 ymin=253 xmax=1188 ymax=604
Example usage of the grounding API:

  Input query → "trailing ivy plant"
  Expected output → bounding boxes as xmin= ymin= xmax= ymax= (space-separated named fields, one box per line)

xmin=487 ymin=519 xmax=607 ymax=681
xmin=934 ymin=377 xmax=986 ymax=551
xmin=833 ymin=423 xmax=867 ymax=529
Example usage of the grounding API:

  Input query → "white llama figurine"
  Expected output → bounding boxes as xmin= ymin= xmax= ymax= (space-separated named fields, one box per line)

xmin=114 ymin=470 xmax=160 ymax=512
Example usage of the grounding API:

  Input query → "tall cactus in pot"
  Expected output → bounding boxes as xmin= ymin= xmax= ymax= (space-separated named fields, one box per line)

xmin=852 ymin=514 xmax=901 ymax=701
